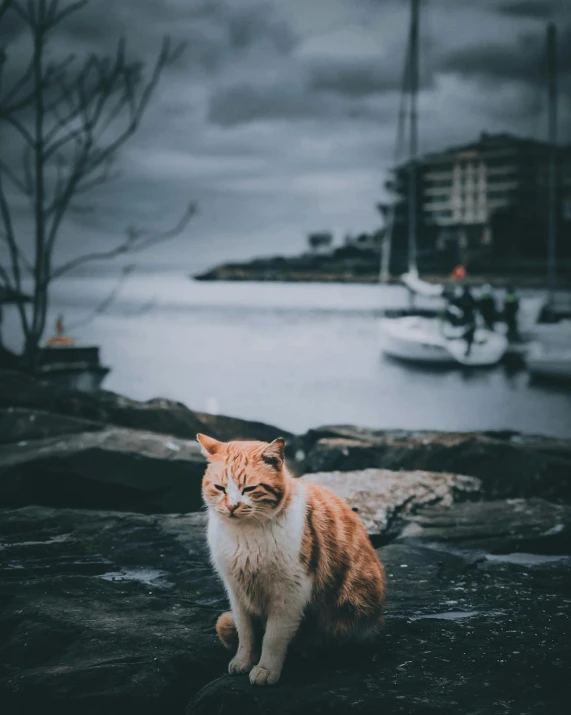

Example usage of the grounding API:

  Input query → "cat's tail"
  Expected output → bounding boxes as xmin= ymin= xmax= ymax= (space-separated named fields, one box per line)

xmin=216 ymin=611 xmax=237 ymax=650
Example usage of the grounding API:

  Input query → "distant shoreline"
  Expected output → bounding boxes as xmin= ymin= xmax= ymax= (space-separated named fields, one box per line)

xmin=193 ymin=262 xmax=571 ymax=289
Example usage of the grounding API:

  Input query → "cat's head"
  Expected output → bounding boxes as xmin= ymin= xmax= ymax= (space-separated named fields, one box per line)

xmin=197 ymin=434 xmax=288 ymax=522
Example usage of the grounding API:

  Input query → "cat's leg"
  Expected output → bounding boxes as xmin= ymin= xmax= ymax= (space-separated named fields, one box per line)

xmin=249 ymin=592 xmax=306 ymax=686
xmin=227 ymin=595 xmax=258 ymax=675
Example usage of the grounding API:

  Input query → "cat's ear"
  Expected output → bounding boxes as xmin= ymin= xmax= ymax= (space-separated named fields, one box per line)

xmin=261 ymin=437 xmax=285 ymax=469
xmin=196 ymin=433 xmax=223 ymax=459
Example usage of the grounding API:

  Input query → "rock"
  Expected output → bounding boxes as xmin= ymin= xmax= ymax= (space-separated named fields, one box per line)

xmin=304 ymin=469 xmax=481 ymax=539
xmin=194 ymin=411 xmax=293 ymax=447
xmin=296 ymin=426 xmax=571 ymax=502
xmin=189 ymin=541 xmax=571 ymax=715
xmin=0 ymin=370 xmax=291 ymax=443
xmin=0 ymin=408 xmax=104 ymax=444
xmin=398 ymin=498 xmax=571 ymax=554
xmin=0 ymin=506 xmax=225 ymax=715
xmin=2 ymin=504 xmax=570 ymax=715
xmin=0 ymin=428 xmax=206 ymax=513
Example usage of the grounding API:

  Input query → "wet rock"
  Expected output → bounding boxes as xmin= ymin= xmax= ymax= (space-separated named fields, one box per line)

xmin=296 ymin=426 xmax=571 ymax=502
xmin=194 ymin=412 xmax=292 ymax=446
xmin=0 ymin=506 xmax=225 ymax=715
xmin=2 ymin=505 xmax=570 ymax=715
xmin=0 ymin=429 xmax=206 ymax=513
xmin=304 ymin=469 xmax=481 ymax=538
xmin=0 ymin=408 xmax=103 ymax=444
xmin=398 ymin=497 xmax=571 ymax=554
xmin=0 ymin=370 xmax=291 ymax=443
xmin=188 ymin=541 xmax=571 ymax=715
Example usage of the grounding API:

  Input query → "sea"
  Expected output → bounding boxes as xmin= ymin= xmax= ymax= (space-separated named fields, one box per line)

xmin=4 ymin=273 xmax=571 ymax=438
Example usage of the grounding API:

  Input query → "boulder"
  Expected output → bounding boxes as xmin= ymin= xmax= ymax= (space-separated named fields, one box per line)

xmin=189 ymin=540 xmax=571 ymax=715
xmin=398 ymin=497 xmax=571 ymax=554
xmin=296 ymin=426 xmax=571 ymax=502
xmin=0 ymin=428 xmax=206 ymax=513
xmin=0 ymin=506 xmax=225 ymax=715
xmin=2 ymin=504 xmax=570 ymax=715
xmin=0 ymin=408 xmax=103 ymax=444
xmin=304 ymin=469 xmax=481 ymax=539
xmin=0 ymin=370 xmax=291 ymax=443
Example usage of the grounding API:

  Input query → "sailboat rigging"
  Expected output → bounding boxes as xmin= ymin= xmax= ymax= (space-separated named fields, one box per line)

xmin=378 ymin=0 xmax=508 ymax=367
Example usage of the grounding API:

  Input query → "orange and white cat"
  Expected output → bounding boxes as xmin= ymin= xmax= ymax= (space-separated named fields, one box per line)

xmin=197 ymin=434 xmax=386 ymax=686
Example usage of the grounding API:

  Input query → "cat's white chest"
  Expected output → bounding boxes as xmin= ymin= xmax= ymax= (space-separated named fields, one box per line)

xmin=207 ymin=484 xmax=309 ymax=614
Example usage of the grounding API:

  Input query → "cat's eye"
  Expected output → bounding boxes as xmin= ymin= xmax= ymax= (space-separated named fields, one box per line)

xmin=242 ymin=486 xmax=256 ymax=493
xmin=214 ymin=485 xmax=226 ymax=492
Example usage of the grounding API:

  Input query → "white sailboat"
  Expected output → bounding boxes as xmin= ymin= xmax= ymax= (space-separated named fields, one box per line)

xmin=378 ymin=0 xmax=507 ymax=367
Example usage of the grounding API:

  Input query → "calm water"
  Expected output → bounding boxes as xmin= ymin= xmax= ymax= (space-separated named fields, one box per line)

xmin=5 ymin=275 xmax=571 ymax=438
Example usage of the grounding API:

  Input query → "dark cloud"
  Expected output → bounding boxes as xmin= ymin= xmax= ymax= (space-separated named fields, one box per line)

xmin=440 ymin=25 xmax=571 ymax=90
xmin=441 ymin=33 xmax=542 ymax=85
xmin=306 ymin=54 xmax=435 ymax=98
xmin=3 ymin=0 xmax=571 ymax=273
xmin=497 ymin=0 xmax=568 ymax=19
xmin=208 ymin=82 xmax=325 ymax=126
xmin=308 ymin=58 xmax=402 ymax=97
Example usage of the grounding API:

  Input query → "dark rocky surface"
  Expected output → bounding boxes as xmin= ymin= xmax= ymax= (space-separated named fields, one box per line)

xmin=295 ymin=426 xmax=571 ymax=502
xmin=0 ymin=507 xmax=224 ymax=715
xmin=0 ymin=407 xmax=104 ymax=444
xmin=0 ymin=428 xmax=205 ymax=513
xmin=305 ymin=468 xmax=481 ymax=538
xmin=2 ymin=371 xmax=571 ymax=713
xmin=1 ymin=501 xmax=570 ymax=715
xmin=0 ymin=370 xmax=291 ymax=444
xmin=398 ymin=497 xmax=571 ymax=554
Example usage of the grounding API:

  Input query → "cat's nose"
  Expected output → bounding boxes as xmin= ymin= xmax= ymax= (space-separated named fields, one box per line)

xmin=227 ymin=504 xmax=239 ymax=516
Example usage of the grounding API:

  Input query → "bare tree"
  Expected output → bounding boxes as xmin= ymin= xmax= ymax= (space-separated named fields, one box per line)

xmin=0 ymin=0 xmax=195 ymax=370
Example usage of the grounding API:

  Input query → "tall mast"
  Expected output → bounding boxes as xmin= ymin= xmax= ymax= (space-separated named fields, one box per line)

xmin=407 ymin=0 xmax=420 ymax=273
xmin=546 ymin=21 xmax=557 ymax=307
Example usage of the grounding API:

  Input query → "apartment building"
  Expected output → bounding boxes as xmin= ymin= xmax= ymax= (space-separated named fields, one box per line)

xmin=379 ymin=132 xmax=571 ymax=261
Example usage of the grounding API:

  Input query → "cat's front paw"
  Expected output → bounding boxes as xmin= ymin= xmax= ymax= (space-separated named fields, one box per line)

xmin=249 ymin=663 xmax=281 ymax=686
xmin=228 ymin=651 xmax=256 ymax=676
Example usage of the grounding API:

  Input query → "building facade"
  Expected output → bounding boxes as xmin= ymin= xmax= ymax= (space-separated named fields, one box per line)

xmin=379 ymin=132 xmax=571 ymax=266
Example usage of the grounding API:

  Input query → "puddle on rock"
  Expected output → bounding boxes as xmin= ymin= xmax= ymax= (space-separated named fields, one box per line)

xmin=485 ymin=553 xmax=571 ymax=566
xmin=409 ymin=610 xmax=481 ymax=622
xmin=98 ymin=568 xmax=172 ymax=588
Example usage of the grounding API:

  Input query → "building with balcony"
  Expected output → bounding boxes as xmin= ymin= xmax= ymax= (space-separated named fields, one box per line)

xmin=378 ymin=132 xmax=571 ymax=266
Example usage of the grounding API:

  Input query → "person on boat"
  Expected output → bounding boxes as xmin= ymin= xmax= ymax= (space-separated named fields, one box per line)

xmin=503 ymin=285 xmax=520 ymax=341
xmin=444 ymin=286 xmax=464 ymax=327
xmin=457 ymin=286 xmax=477 ymax=356
xmin=451 ymin=264 xmax=466 ymax=280
xmin=478 ymin=284 xmax=497 ymax=331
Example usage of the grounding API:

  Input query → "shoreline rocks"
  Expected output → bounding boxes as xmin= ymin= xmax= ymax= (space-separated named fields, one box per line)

xmin=294 ymin=426 xmax=571 ymax=503
xmin=0 ymin=370 xmax=292 ymax=444
xmin=2 ymin=369 xmax=571 ymax=713
xmin=2 ymin=504 xmax=570 ymax=715
xmin=305 ymin=468 xmax=481 ymax=538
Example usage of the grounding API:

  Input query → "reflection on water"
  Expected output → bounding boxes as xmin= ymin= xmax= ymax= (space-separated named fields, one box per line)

xmin=4 ymin=275 xmax=571 ymax=437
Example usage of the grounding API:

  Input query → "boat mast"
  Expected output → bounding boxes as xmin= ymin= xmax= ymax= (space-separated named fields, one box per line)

xmin=407 ymin=0 xmax=420 ymax=274
xmin=546 ymin=21 xmax=557 ymax=308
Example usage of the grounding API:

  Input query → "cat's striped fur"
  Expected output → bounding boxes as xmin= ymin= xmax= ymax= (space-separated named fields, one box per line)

xmin=198 ymin=434 xmax=386 ymax=686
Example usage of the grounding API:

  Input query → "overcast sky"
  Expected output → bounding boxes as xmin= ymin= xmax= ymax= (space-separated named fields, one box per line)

xmin=1 ymin=0 xmax=570 ymax=274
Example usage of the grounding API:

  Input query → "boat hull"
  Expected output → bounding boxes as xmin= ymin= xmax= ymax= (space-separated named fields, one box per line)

xmin=526 ymin=343 xmax=571 ymax=381
xmin=380 ymin=316 xmax=508 ymax=367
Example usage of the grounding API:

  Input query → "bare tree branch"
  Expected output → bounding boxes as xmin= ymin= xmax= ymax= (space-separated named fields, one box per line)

xmin=3 ymin=114 xmax=35 ymax=146
xmin=49 ymin=201 xmax=196 ymax=282
xmin=0 ymin=1 xmax=190 ymax=368
xmin=67 ymin=263 xmax=136 ymax=330
xmin=0 ymin=172 xmax=30 ymax=334
xmin=51 ymin=0 xmax=88 ymax=27
xmin=0 ymin=158 xmax=29 ymax=194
